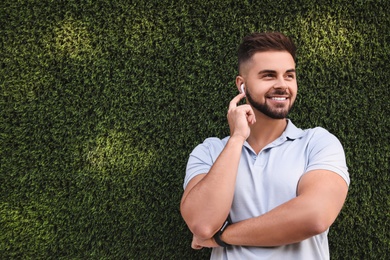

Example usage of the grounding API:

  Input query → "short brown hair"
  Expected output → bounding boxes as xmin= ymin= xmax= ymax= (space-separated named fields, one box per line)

xmin=238 ymin=32 xmax=297 ymax=72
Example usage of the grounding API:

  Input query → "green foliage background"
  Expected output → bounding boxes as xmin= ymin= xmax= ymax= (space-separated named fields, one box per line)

xmin=1 ymin=0 xmax=389 ymax=259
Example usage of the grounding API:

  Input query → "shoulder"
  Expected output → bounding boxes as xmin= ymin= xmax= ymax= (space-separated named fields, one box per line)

xmin=303 ymin=127 xmax=343 ymax=147
xmin=184 ymin=137 xmax=229 ymax=189
xmin=190 ymin=137 xmax=230 ymax=157
xmin=301 ymin=127 xmax=350 ymax=185
xmin=286 ymin=120 xmax=342 ymax=147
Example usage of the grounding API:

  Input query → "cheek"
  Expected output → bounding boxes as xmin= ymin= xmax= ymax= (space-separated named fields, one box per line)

xmin=290 ymin=83 xmax=298 ymax=94
xmin=290 ymin=90 xmax=298 ymax=103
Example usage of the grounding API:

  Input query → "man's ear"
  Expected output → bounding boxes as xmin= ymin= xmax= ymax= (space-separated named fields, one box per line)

xmin=235 ymin=76 xmax=244 ymax=93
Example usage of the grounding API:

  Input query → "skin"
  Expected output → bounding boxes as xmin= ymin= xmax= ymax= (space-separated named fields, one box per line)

xmin=180 ymin=50 xmax=349 ymax=250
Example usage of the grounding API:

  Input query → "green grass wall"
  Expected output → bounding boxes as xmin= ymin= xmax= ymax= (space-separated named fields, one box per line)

xmin=1 ymin=0 xmax=389 ymax=259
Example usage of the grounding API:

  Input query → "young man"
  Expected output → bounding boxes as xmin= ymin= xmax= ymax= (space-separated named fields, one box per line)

xmin=180 ymin=32 xmax=350 ymax=259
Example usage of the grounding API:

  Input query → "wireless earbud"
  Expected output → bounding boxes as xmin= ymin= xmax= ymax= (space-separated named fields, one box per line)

xmin=240 ymin=84 xmax=245 ymax=95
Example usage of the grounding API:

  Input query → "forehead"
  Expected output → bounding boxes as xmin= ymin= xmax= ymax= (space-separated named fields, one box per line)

xmin=242 ymin=51 xmax=295 ymax=74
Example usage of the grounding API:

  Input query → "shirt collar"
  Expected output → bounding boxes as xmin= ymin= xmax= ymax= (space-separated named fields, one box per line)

xmin=242 ymin=119 xmax=305 ymax=152
xmin=282 ymin=119 xmax=305 ymax=141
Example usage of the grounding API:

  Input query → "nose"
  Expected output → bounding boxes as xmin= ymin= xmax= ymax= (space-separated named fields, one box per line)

xmin=274 ymin=76 xmax=288 ymax=90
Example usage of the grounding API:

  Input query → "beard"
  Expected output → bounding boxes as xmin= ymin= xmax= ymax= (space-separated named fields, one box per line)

xmin=245 ymin=88 xmax=293 ymax=119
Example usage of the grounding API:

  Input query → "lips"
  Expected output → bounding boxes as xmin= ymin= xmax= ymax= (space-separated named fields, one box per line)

xmin=270 ymin=97 xmax=288 ymax=101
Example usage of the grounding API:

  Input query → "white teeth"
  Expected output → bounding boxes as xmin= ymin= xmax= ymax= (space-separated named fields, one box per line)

xmin=271 ymin=97 xmax=287 ymax=101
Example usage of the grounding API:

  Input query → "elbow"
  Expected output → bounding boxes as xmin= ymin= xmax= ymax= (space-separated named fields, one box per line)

xmin=309 ymin=221 xmax=329 ymax=235
xmin=190 ymin=223 xmax=217 ymax=239
xmin=181 ymin=213 xmax=217 ymax=239
xmin=183 ymin=214 xmax=217 ymax=239
xmin=180 ymin=205 xmax=217 ymax=239
xmin=306 ymin=214 xmax=332 ymax=235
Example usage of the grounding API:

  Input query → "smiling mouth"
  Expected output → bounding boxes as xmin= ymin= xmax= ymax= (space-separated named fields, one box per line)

xmin=269 ymin=97 xmax=288 ymax=101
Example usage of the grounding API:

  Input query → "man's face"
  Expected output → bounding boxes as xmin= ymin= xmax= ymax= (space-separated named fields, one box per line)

xmin=241 ymin=51 xmax=297 ymax=119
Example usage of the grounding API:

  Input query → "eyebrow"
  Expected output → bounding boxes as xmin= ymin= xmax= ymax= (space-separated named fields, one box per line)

xmin=286 ymin=69 xmax=296 ymax=73
xmin=258 ymin=69 xmax=296 ymax=74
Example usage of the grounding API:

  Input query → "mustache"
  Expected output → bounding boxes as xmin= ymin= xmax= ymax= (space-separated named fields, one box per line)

xmin=266 ymin=89 xmax=289 ymax=96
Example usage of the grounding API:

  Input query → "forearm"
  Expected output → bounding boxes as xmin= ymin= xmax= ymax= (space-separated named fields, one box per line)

xmin=181 ymin=136 xmax=245 ymax=238
xmin=221 ymin=171 xmax=348 ymax=247
xmin=221 ymin=197 xmax=323 ymax=247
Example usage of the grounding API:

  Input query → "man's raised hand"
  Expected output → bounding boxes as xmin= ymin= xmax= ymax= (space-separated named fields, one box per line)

xmin=227 ymin=92 xmax=256 ymax=141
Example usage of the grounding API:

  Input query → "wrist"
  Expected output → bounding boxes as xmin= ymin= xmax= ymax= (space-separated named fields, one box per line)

xmin=213 ymin=218 xmax=231 ymax=247
xmin=229 ymin=134 xmax=247 ymax=145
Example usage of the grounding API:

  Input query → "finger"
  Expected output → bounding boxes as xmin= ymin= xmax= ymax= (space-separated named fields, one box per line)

xmin=247 ymin=112 xmax=256 ymax=125
xmin=245 ymin=106 xmax=256 ymax=124
xmin=191 ymin=242 xmax=203 ymax=250
xmin=228 ymin=92 xmax=246 ymax=110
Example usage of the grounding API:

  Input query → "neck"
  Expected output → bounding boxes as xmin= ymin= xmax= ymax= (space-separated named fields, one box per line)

xmin=247 ymin=113 xmax=288 ymax=154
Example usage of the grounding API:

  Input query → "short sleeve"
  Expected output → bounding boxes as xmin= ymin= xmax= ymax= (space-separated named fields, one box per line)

xmin=183 ymin=137 xmax=226 ymax=189
xmin=306 ymin=128 xmax=350 ymax=186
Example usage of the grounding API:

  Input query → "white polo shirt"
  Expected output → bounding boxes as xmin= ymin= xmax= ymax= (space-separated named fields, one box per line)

xmin=184 ymin=119 xmax=350 ymax=260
